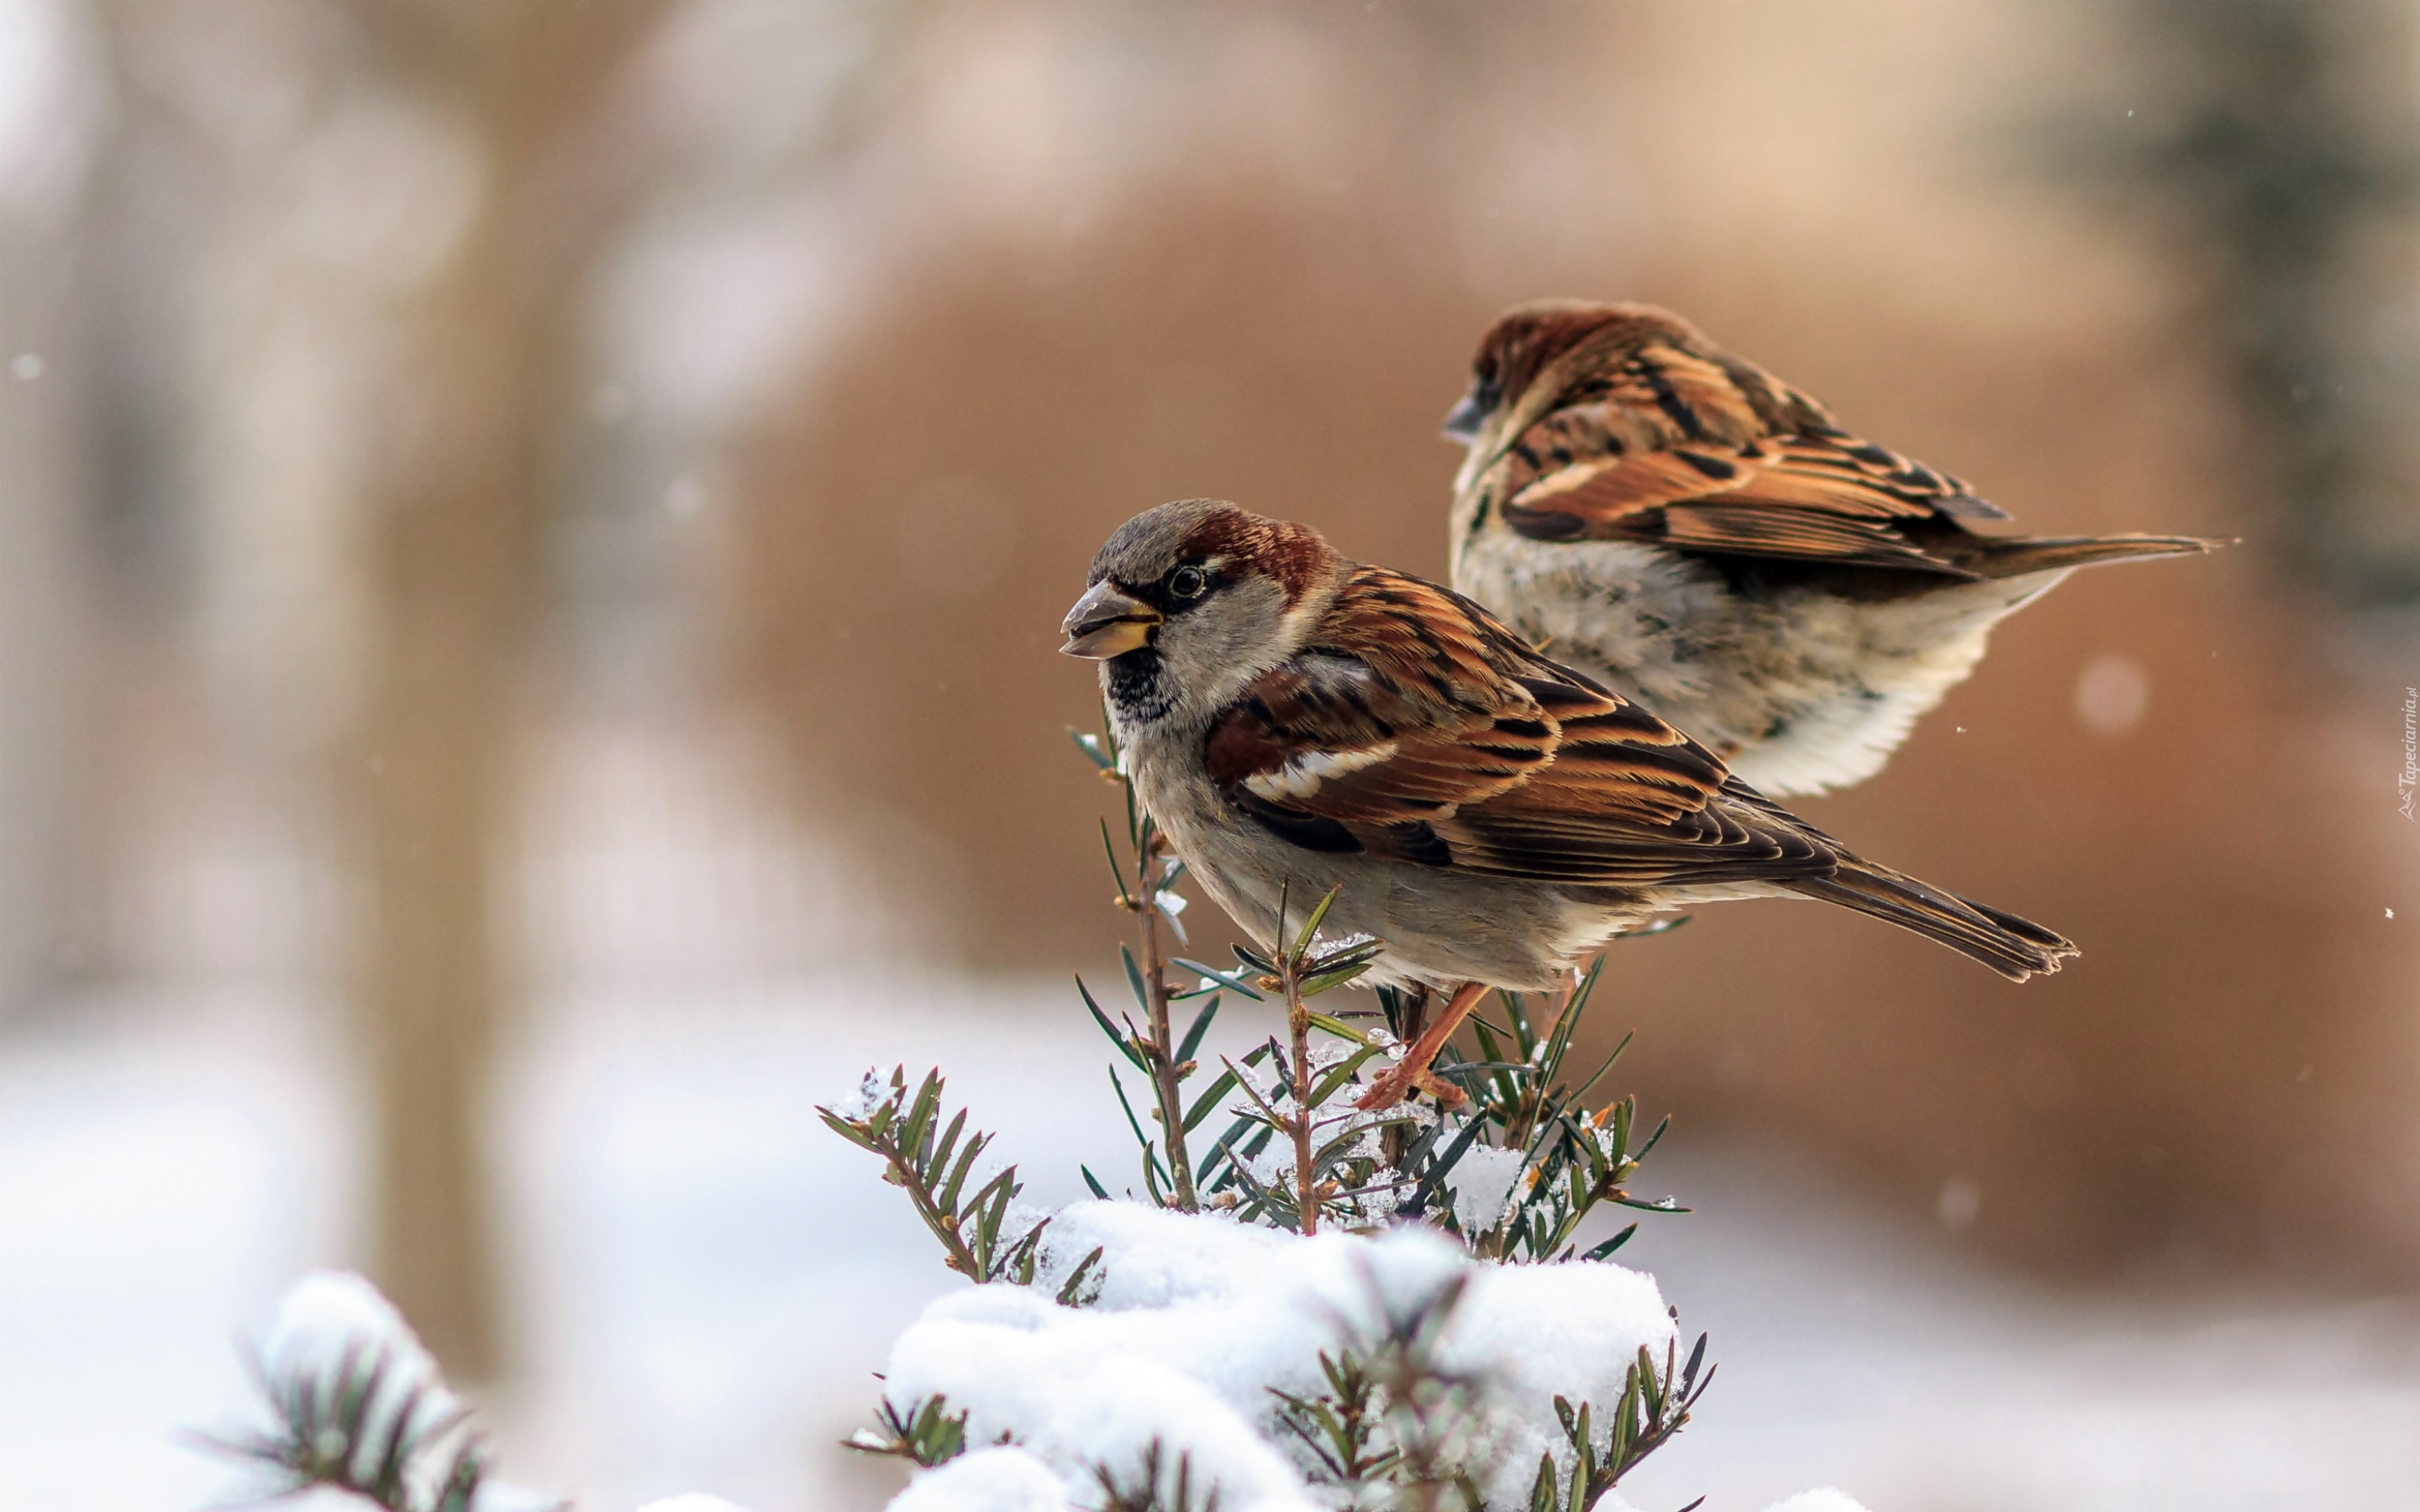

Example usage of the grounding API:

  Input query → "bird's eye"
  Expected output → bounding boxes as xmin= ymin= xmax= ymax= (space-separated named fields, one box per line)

xmin=1167 ymin=564 xmax=1208 ymax=600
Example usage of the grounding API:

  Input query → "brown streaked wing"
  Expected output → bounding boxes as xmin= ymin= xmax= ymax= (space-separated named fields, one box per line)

xmin=1431 ymin=669 xmax=1835 ymax=886
xmin=1652 ymin=504 xmax=1980 ymax=576
xmin=1598 ymin=344 xmax=1770 ymax=448
xmin=1205 ymin=571 xmax=1844 ymax=888
xmin=1203 ymin=575 xmax=1555 ymax=828
xmin=1304 ymin=571 xmax=1528 ymax=701
xmin=1500 ymin=408 xmax=2013 ymax=568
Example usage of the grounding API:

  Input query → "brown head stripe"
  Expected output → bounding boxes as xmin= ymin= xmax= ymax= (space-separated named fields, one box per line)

xmin=1177 ymin=507 xmax=1334 ymax=608
xmin=1475 ymin=301 xmax=1707 ymax=407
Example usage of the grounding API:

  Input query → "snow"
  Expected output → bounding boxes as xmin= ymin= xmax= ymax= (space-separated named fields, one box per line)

xmin=884 ymin=1284 xmax=1322 ymax=1512
xmin=828 ymin=1068 xmax=891 ymax=1122
xmin=261 ymin=1268 xmax=460 ymax=1421
xmin=1456 ymin=1255 xmax=1678 ymax=1488
xmin=250 ymin=1271 xmax=564 ymax=1512
xmin=247 ymin=1240 xmax=1869 ymax=1512
xmin=1758 ymin=1494 xmax=1870 ymax=1512
xmin=1446 ymin=1142 xmax=1529 ymax=1235
xmin=889 ymin=1449 xmax=1075 ymax=1512
xmin=10 ymin=977 xmax=2420 ymax=1512
xmin=876 ymin=1202 xmax=1677 ymax=1512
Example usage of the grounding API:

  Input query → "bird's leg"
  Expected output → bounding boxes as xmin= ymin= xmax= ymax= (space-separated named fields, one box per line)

xmin=1356 ymin=980 xmax=1489 ymax=1111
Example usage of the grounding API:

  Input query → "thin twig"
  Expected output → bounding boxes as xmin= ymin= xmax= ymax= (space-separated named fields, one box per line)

xmin=1275 ymin=884 xmax=1330 ymax=1234
xmin=1134 ymin=829 xmax=1199 ymax=1210
xmin=1286 ymin=975 xmax=1318 ymax=1234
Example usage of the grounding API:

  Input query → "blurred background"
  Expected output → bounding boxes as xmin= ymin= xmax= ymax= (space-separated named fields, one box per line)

xmin=3 ymin=1 xmax=2418 ymax=1509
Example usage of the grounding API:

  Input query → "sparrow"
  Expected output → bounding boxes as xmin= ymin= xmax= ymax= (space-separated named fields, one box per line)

xmin=1061 ymin=500 xmax=2075 ymax=1109
xmin=1442 ymin=301 xmax=2227 ymax=795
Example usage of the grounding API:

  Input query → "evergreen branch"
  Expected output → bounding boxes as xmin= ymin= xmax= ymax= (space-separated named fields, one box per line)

xmin=1176 ymin=993 xmax=1223 ymax=1064
xmin=1091 ymin=1441 xmax=1223 ymax=1512
xmin=1056 ymin=1245 xmax=1108 ymax=1307
xmin=1071 ymin=727 xmax=1118 ymax=771
xmin=1077 ymin=975 xmax=1151 ymax=1074
xmin=1270 ymin=883 xmax=1351 ymax=1232
xmin=1269 ymin=1351 xmax=1398 ymax=1488
xmin=1107 ymin=1064 xmax=1174 ymax=1203
xmin=1529 ymin=1315 xmax=1715 ymax=1511
xmin=1181 ymin=1066 xmax=1244 ymax=1133
xmin=846 ymin=1394 xmax=970 ymax=1468
xmin=818 ymin=1067 xmax=1045 ymax=1282
xmin=1079 ymin=710 xmax=1202 ymax=1210
xmin=1173 ymin=959 xmax=1268 ymax=1002
xmin=1101 ymin=818 xmax=1136 ymax=911
xmin=195 ymin=1331 xmax=531 ymax=1512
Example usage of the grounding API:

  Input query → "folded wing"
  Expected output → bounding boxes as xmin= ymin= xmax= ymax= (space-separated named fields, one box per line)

xmin=1486 ymin=339 xmax=2008 ymax=576
xmin=1202 ymin=568 xmax=1840 ymax=887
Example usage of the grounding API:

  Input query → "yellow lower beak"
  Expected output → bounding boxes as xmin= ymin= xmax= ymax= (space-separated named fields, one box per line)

xmin=1060 ymin=582 xmax=1163 ymax=659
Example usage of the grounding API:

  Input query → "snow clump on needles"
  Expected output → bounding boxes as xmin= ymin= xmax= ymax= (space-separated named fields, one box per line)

xmin=879 ymin=1201 xmax=1859 ymax=1512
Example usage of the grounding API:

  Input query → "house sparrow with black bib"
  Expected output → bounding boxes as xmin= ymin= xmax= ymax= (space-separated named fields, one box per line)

xmin=1061 ymin=500 xmax=2075 ymax=1109
xmin=1443 ymin=301 xmax=2226 ymax=795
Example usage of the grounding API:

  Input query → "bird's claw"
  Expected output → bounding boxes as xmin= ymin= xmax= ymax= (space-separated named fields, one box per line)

xmin=1355 ymin=1061 xmax=1469 ymax=1111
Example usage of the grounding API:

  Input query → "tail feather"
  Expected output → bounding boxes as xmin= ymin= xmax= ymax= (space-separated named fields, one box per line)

xmin=1791 ymin=860 xmax=2076 ymax=981
xmin=1967 ymin=898 xmax=2075 ymax=952
xmin=1970 ymin=533 xmax=2229 ymax=580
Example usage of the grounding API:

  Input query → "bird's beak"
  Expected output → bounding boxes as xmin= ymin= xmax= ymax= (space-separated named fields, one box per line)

xmin=1440 ymin=391 xmax=1485 ymax=443
xmin=1060 ymin=581 xmax=1162 ymax=659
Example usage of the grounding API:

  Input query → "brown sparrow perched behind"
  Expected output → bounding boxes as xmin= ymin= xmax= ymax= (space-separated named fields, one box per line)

xmin=1062 ymin=501 xmax=2075 ymax=1109
xmin=1443 ymin=301 xmax=2227 ymax=795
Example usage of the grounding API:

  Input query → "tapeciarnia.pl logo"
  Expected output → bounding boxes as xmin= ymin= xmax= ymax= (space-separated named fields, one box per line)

xmin=2400 ymin=686 xmax=2417 ymax=822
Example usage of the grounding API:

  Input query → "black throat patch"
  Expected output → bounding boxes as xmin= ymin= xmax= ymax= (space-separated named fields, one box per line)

xmin=1104 ymin=649 xmax=1175 ymax=726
